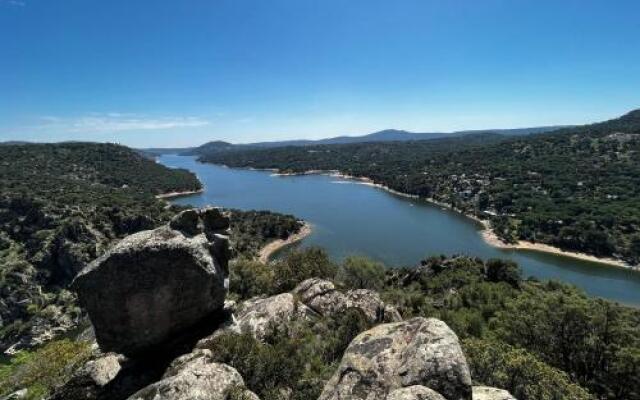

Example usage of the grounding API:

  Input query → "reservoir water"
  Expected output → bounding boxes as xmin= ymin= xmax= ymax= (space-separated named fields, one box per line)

xmin=159 ymin=155 xmax=640 ymax=306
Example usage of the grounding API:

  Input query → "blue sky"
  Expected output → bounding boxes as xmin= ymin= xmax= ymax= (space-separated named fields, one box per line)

xmin=1 ymin=0 xmax=639 ymax=147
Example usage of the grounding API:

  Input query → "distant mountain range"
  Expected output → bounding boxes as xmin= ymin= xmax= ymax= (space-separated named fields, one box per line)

xmin=140 ymin=125 xmax=569 ymax=156
xmin=0 ymin=141 xmax=31 ymax=146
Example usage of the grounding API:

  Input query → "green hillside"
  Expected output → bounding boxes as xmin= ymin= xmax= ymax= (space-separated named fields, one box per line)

xmin=0 ymin=143 xmax=301 ymax=353
xmin=199 ymin=110 xmax=640 ymax=265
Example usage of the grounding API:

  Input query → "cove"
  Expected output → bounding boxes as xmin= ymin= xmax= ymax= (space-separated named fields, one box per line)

xmin=159 ymin=154 xmax=640 ymax=306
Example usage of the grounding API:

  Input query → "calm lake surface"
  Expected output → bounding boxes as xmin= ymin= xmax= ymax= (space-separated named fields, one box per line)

xmin=159 ymin=155 xmax=640 ymax=306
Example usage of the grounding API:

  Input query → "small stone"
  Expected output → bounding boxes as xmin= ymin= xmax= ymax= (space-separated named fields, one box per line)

xmin=84 ymin=354 xmax=122 ymax=386
xmin=386 ymin=386 xmax=447 ymax=400
xmin=472 ymin=386 xmax=517 ymax=400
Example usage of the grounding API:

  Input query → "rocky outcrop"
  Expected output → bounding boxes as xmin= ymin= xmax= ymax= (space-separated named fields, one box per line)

xmin=4 ymin=302 xmax=79 ymax=355
xmin=196 ymin=279 xmax=402 ymax=347
xmin=72 ymin=208 xmax=231 ymax=356
xmin=128 ymin=349 xmax=259 ymax=400
xmin=472 ymin=386 xmax=516 ymax=400
xmin=319 ymin=317 xmax=472 ymax=400
xmin=345 ymin=289 xmax=402 ymax=323
xmin=50 ymin=353 xmax=123 ymax=400
xmin=293 ymin=278 xmax=401 ymax=323
xmin=386 ymin=386 xmax=447 ymax=400
xmin=197 ymin=293 xmax=310 ymax=346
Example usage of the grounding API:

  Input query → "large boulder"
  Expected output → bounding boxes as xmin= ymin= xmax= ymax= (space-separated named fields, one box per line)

xmin=345 ymin=289 xmax=402 ymax=323
xmin=293 ymin=278 xmax=401 ymax=323
xmin=197 ymin=293 xmax=310 ymax=346
xmin=128 ymin=349 xmax=259 ymax=400
xmin=319 ymin=317 xmax=472 ymax=400
xmin=72 ymin=208 xmax=231 ymax=356
xmin=472 ymin=386 xmax=516 ymax=400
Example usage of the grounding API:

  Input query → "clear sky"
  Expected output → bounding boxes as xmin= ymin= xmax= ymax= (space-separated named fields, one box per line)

xmin=1 ymin=0 xmax=639 ymax=147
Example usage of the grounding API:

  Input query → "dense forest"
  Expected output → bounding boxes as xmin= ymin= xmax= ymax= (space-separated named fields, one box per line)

xmin=0 ymin=143 xmax=303 ymax=354
xmin=200 ymin=109 xmax=640 ymax=265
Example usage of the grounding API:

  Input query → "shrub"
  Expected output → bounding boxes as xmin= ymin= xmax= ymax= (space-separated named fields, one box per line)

xmin=205 ymin=325 xmax=328 ymax=400
xmin=271 ymin=247 xmax=337 ymax=292
xmin=463 ymin=338 xmax=594 ymax=400
xmin=229 ymin=258 xmax=276 ymax=300
xmin=338 ymin=255 xmax=385 ymax=290
xmin=320 ymin=308 xmax=372 ymax=363
xmin=490 ymin=286 xmax=640 ymax=399
xmin=0 ymin=339 xmax=92 ymax=399
xmin=485 ymin=259 xmax=521 ymax=287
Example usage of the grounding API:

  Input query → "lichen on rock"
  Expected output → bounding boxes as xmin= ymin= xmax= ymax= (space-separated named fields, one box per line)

xmin=319 ymin=317 xmax=472 ymax=400
xmin=127 ymin=349 xmax=259 ymax=400
xmin=293 ymin=278 xmax=402 ymax=323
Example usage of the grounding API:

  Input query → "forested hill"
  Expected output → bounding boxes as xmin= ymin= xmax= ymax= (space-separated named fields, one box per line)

xmin=1 ymin=142 xmax=202 ymax=197
xmin=0 ymin=143 xmax=199 ymax=351
xmin=199 ymin=109 xmax=640 ymax=265
xmin=0 ymin=142 xmax=302 ymax=353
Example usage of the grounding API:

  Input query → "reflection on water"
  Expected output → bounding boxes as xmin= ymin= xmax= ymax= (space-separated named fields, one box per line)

xmin=159 ymin=155 xmax=640 ymax=306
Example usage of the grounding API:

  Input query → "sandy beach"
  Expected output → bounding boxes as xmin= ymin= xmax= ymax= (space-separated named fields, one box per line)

xmin=155 ymin=188 xmax=204 ymax=199
xmin=258 ymin=222 xmax=313 ymax=263
xmin=480 ymin=226 xmax=631 ymax=268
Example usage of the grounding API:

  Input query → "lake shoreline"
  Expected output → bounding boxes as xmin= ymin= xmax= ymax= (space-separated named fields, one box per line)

xmin=156 ymin=188 xmax=204 ymax=199
xmin=479 ymin=223 xmax=631 ymax=269
xmin=258 ymin=222 xmax=313 ymax=263
xmin=158 ymin=155 xmax=640 ymax=305
xmin=266 ymin=168 xmax=636 ymax=270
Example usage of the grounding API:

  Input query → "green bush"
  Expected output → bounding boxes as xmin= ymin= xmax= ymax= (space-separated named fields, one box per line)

xmin=463 ymin=338 xmax=594 ymax=400
xmin=338 ymin=255 xmax=386 ymax=290
xmin=229 ymin=258 xmax=276 ymax=300
xmin=206 ymin=325 xmax=328 ymax=400
xmin=271 ymin=247 xmax=337 ymax=292
xmin=0 ymin=339 xmax=92 ymax=399
xmin=484 ymin=258 xmax=521 ymax=287
xmin=229 ymin=248 xmax=337 ymax=300
xmin=490 ymin=285 xmax=640 ymax=399
xmin=320 ymin=308 xmax=372 ymax=364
